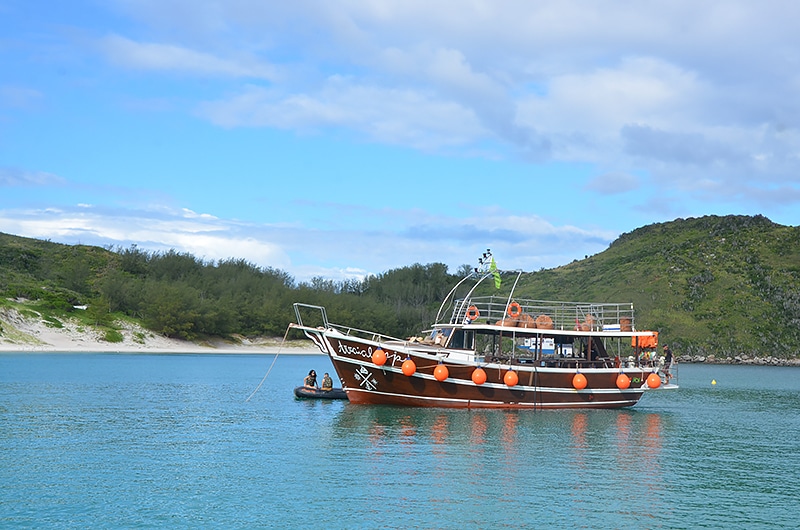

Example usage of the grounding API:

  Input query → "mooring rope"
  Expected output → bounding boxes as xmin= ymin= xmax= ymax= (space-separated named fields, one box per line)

xmin=245 ymin=325 xmax=291 ymax=402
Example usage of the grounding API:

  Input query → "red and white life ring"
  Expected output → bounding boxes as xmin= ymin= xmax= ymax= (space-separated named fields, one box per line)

xmin=507 ymin=302 xmax=522 ymax=318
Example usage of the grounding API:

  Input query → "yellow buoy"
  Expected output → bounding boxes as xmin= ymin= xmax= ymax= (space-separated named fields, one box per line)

xmin=711 ymin=379 xmax=717 ymax=385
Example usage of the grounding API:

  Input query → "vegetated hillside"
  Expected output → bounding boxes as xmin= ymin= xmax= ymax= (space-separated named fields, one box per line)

xmin=511 ymin=215 xmax=800 ymax=357
xmin=0 ymin=233 xmax=113 ymax=310
xmin=0 ymin=234 xmax=295 ymax=340
xmin=0 ymin=233 xmax=456 ymax=342
xmin=2 ymin=214 xmax=799 ymax=357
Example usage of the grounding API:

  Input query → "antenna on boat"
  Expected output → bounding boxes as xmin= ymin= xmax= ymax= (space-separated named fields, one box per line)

xmin=477 ymin=249 xmax=492 ymax=272
xmin=434 ymin=249 xmax=495 ymax=324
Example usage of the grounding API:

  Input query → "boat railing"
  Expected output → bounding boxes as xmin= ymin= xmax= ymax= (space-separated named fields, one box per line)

xmin=331 ymin=324 xmax=409 ymax=346
xmin=452 ymin=296 xmax=635 ymax=331
xmin=293 ymin=302 xmax=409 ymax=346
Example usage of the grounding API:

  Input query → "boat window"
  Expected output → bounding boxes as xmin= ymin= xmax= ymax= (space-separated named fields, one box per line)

xmin=447 ymin=329 xmax=474 ymax=350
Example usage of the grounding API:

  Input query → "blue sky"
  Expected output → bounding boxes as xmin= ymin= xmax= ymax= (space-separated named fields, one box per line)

xmin=2 ymin=1 xmax=799 ymax=283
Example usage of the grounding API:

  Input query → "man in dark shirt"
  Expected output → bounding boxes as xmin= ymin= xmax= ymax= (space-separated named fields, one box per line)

xmin=663 ymin=344 xmax=674 ymax=383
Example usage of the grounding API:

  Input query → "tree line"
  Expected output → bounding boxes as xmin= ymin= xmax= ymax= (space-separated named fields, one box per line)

xmin=0 ymin=235 xmax=462 ymax=341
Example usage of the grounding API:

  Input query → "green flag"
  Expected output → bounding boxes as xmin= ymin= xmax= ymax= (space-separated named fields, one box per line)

xmin=490 ymin=257 xmax=501 ymax=289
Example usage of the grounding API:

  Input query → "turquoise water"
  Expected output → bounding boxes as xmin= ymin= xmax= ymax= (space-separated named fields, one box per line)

xmin=1 ymin=354 xmax=799 ymax=529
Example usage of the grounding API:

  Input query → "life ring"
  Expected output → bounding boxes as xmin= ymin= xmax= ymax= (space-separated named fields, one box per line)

xmin=466 ymin=305 xmax=480 ymax=321
xmin=507 ymin=302 xmax=522 ymax=318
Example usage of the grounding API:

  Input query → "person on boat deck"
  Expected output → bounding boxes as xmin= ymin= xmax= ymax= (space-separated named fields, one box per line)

xmin=304 ymin=370 xmax=318 ymax=389
xmin=662 ymin=344 xmax=674 ymax=382
xmin=321 ymin=372 xmax=333 ymax=391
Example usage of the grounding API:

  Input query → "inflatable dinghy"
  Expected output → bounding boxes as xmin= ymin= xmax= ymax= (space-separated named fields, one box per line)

xmin=293 ymin=386 xmax=348 ymax=400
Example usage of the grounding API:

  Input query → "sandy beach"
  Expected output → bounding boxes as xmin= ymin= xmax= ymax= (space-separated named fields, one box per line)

xmin=0 ymin=307 xmax=321 ymax=354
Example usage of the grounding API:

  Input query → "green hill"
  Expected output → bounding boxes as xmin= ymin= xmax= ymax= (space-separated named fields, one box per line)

xmin=510 ymin=214 xmax=800 ymax=357
xmin=1 ymin=214 xmax=799 ymax=357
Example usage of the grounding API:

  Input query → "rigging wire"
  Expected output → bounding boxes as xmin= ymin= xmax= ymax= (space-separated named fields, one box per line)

xmin=245 ymin=325 xmax=291 ymax=402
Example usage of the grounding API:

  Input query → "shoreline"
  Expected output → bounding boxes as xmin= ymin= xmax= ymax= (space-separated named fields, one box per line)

xmin=0 ymin=340 xmax=324 ymax=355
xmin=0 ymin=306 xmax=322 ymax=355
xmin=3 ymin=309 xmax=798 ymax=363
xmin=675 ymin=355 xmax=800 ymax=367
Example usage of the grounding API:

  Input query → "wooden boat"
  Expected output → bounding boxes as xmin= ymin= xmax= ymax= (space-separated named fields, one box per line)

xmin=291 ymin=252 xmax=677 ymax=409
xmin=293 ymin=386 xmax=348 ymax=400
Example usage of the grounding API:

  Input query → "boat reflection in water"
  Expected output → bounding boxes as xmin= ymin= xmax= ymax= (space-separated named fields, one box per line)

xmin=326 ymin=403 xmax=668 ymax=523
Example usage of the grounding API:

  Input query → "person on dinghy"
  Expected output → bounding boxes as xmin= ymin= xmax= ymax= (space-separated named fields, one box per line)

xmin=321 ymin=372 xmax=333 ymax=391
xmin=303 ymin=370 xmax=318 ymax=389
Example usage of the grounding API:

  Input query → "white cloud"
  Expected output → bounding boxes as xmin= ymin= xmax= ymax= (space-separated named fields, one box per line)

xmin=0 ymin=206 xmax=292 ymax=272
xmin=0 ymin=203 xmax=615 ymax=282
xmin=101 ymin=2 xmax=800 ymax=191
xmin=100 ymin=34 xmax=279 ymax=80
xmin=197 ymin=79 xmax=486 ymax=149
xmin=520 ymin=57 xmax=703 ymax=137
xmin=0 ymin=167 xmax=65 ymax=187
xmin=275 ymin=204 xmax=618 ymax=276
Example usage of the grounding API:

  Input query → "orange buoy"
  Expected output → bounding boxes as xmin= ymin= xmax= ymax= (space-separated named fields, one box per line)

xmin=434 ymin=363 xmax=449 ymax=381
xmin=647 ymin=373 xmax=661 ymax=389
xmin=471 ymin=367 xmax=487 ymax=385
xmin=572 ymin=372 xmax=588 ymax=390
xmin=507 ymin=301 xmax=522 ymax=318
xmin=402 ymin=358 xmax=416 ymax=376
xmin=372 ymin=348 xmax=387 ymax=366
xmin=466 ymin=305 xmax=480 ymax=321
xmin=616 ymin=373 xmax=631 ymax=390
xmin=504 ymin=370 xmax=518 ymax=387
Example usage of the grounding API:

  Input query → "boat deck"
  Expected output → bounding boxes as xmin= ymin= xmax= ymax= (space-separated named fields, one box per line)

xmin=447 ymin=295 xmax=636 ymax=332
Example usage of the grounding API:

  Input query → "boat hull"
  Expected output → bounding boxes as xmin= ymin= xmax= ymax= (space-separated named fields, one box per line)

xmin=306 ymin=330 xmax=653 ymax=409
xmin=294 ymin=386 xmax=348 ymax=400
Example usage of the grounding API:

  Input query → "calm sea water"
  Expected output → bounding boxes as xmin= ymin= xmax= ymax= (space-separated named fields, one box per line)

xmin=1 ymin=353 xmax=799 ymax=529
